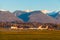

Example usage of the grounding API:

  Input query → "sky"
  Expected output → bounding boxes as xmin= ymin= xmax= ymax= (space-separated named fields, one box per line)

xmin=0 ymin=0 xmax=60 ymax=12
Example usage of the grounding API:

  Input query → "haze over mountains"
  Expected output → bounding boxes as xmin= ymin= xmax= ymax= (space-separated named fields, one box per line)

xmin=28 ymin=11 xmax=56 ymax=23
xmin=0 ymin=10 xmax=23 ymax=22
xmin=47 ymin=11 xmax=60 ymax=24
xmin=13 ymin=10 xmax=56 ymax=23
xmin=0 ymin=9 xmax=60 ymax=24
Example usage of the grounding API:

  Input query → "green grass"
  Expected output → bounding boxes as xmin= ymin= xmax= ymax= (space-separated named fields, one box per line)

xmin=0 ymin=29 xmax=60 ymax=40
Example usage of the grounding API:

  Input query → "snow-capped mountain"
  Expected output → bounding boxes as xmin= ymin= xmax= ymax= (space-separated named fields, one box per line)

xmin=24 ymin=10 xmax=33 ymax=12
xmin=28 ymin=11 xmax=56 ymax=23
xmin=14 ymin=10 xmax=56 ymax=23
xmin=0 ymin=9 xmax=8 ymax=11
xmin=41 ymin=10 xmax=49 ymax=14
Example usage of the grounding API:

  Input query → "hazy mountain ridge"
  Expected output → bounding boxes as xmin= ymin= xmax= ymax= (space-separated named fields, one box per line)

xmin=0 ymin=11 xmax=23 ymax=22
xmin=0 ymin=10 xmax=60 ymax=24
xmin=28 ymin=11 xmax=56 ymax=23
xmin=14 ymin=10 xmax=57 ymax=24
xmin=47 ymin=11 xmax=60 ymax=24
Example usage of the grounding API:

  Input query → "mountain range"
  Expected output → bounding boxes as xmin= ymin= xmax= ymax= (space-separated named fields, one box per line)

xmin=47 ymin=11 xmax=60 ymax=24
xmin=13 ymin=10 xmax=57 ymax=23
xmin=0 ymin=10 xmax=23 ymax=22
xmin=0 ymin=10 xmax=60 ymax=24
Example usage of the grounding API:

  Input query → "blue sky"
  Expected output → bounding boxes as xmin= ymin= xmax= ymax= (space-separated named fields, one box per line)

xmin=0 ymin=0 xmax=60 ymax=12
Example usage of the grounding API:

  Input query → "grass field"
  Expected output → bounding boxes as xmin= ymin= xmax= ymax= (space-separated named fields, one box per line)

xmin=0 ymin=28 xmax=60 ymax=40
